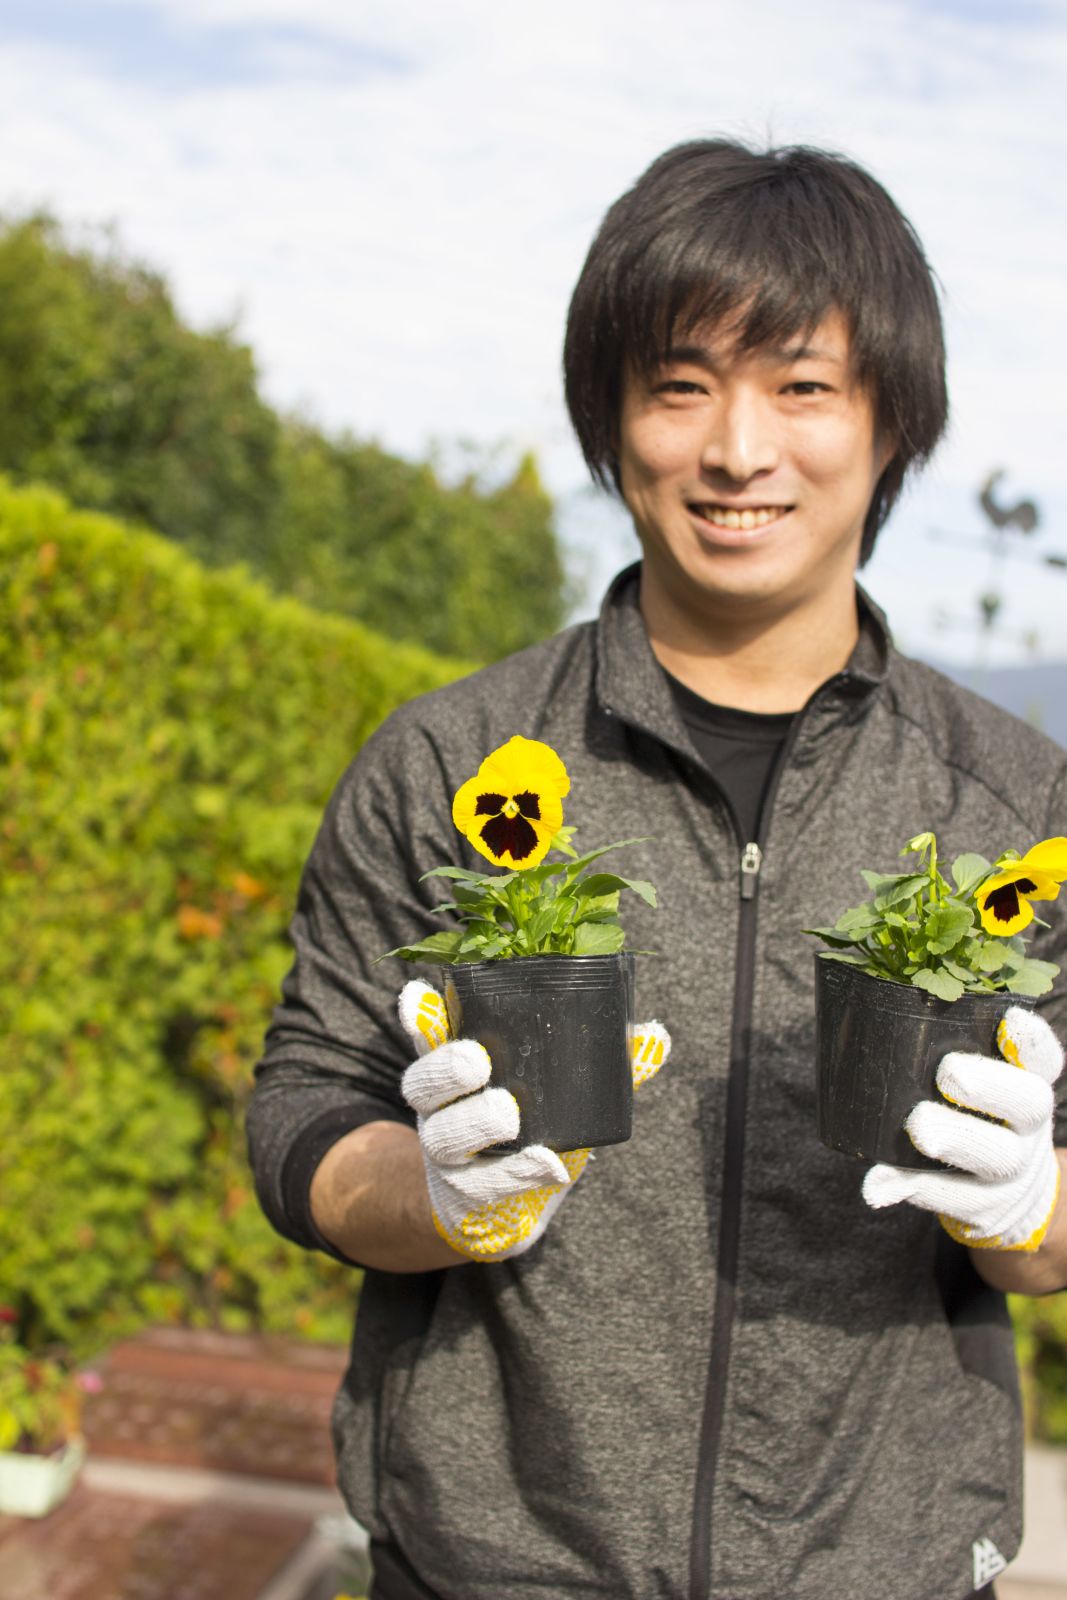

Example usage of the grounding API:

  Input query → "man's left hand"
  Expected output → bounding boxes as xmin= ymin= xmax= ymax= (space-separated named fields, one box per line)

xmin=862 ymin=1006 xmax=1063 ymax=1253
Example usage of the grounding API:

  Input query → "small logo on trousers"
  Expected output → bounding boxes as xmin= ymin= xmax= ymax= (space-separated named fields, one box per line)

xmin=972 ymin=1536 xmax=1007 ymax=1586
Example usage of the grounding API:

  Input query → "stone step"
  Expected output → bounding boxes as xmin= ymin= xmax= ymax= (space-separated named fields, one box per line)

xmin=0 ymin=1456 xmax=369 ymax=1600
xmin=81 ymin=1328 xmax=349 ymax=1487
xmin=0 ymin=1478 xmax=316 ymax=1600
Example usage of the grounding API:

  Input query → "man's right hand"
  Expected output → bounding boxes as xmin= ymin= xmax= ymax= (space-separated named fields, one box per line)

xmin=399 ymin=981 xmax=591 ymax=1261
xmin=399 ymin=980 xmax=670 ymax=1262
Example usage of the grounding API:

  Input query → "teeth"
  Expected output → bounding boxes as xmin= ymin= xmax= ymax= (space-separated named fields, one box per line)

xmin=692 ymin=505 xmax=787 ymax=530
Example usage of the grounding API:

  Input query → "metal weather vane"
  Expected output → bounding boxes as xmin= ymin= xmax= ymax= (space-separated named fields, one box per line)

xmin=930 ymin=470 xmax=1063 ymax=673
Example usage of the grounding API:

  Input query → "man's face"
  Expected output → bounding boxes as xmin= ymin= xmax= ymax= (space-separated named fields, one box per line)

xmin=616 ymin=308 xmax=893 ymax=627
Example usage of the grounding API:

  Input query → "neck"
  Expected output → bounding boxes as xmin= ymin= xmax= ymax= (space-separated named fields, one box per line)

xmin=639 ymin=570 xmax=861 ymax=713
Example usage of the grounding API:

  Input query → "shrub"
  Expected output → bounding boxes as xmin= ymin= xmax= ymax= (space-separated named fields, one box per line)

xmin=0 ymin=477 xmax=466 ymax=1358
xmin=1011 ymin=1292 xmax=1067 ymax=1444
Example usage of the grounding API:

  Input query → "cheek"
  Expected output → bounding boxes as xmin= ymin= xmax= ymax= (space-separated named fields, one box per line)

xmin=795 ymin=416 xmax=881 ymax=492
xmin=621 ymin=419 xmax=692 ymax=491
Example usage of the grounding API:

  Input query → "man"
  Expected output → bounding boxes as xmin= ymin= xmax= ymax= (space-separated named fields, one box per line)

xmin=247 ymin=140 xmax=1067 ymax=1600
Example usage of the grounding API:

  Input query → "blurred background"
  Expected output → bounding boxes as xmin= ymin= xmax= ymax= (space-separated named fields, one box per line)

xmin=1 ymin=2 xmax=1065 ymax=1596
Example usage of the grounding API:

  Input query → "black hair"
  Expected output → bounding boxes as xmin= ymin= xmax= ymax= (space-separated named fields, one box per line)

xmin=563 ymin=139 xmax=947 ymax=564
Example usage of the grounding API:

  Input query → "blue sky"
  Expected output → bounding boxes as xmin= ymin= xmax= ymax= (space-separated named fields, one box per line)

xmin=0 ymin=2 xmax=411 ymax=90
xmin=0 ymin=0 xmax=1065 ymax=663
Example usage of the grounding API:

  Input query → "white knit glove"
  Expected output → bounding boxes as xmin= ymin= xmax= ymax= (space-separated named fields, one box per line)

xmin=399 ymin=979 xmax=669 ymax=1262
xmin=863 ymin=1006 xmax=1064 ymax=1252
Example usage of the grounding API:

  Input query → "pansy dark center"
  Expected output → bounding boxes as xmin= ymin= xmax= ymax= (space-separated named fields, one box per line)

xmin=982 ymin=876 xmax=1038 ymax=926
xmin=473 ymin=788 xmax=543 ymax=862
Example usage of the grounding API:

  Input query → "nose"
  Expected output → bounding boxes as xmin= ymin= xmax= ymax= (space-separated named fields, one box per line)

xmin=700 ymin=386 xmax=779 ymax=484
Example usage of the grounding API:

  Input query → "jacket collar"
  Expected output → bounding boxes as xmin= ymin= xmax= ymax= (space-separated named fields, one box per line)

xmin=593 ymin=561 xmax=892 ymax=749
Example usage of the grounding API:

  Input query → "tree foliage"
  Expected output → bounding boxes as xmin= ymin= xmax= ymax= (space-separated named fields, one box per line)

xmin=269 ymin=423 xmax=567 ymax=659
xmin=0 ymin=214 xmax=568 ymax=661
xmin=0 ymin=214 xmax=279 ymax=566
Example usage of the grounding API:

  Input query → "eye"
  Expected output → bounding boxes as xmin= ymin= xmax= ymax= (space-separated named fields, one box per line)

xmin=783 ymin=380 xmax=830 ymax=396
xmin=654 ymin=379 xmax=705 ymax=395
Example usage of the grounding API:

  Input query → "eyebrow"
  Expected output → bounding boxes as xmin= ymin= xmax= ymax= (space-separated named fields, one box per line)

xmin=660 ymin=342 xmax=844 ymax=369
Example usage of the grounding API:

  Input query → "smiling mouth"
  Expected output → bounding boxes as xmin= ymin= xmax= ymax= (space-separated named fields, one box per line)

xmin=688 ymin=504 xmax=793 ymax=530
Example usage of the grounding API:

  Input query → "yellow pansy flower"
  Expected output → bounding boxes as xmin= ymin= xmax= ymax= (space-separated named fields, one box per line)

xmin=452 ymin=736 xmax=570 ymax=869
xmin=977 ymin=836 xmax=1067 ymax=937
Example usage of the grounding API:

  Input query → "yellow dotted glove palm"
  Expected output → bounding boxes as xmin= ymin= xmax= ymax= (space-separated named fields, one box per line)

xmin=399 ymin=980 xmax=669 ymax=1262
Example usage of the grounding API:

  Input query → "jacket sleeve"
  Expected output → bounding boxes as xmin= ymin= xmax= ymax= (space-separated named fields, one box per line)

xmin=245 ymin=705 xmax=461 ymax=1260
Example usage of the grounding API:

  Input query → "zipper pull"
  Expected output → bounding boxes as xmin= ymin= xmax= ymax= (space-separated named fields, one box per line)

xmin=739 ymin=842 xmax=763 ymax=900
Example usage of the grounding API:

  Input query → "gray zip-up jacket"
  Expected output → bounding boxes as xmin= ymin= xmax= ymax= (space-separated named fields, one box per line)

xmin=248 ymin=565 xmax=1067 ymax=1600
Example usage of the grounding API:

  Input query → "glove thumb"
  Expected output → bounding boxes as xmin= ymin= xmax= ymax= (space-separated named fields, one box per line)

xmin=861 ymin=1162 xmax=919 ymax=1211
xmin=398 ymin=979 xmax=452 ymax=1057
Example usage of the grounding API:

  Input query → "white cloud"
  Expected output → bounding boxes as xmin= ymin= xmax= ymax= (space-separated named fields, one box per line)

xmin=0 ymin=0 xmax=1065 ymax=662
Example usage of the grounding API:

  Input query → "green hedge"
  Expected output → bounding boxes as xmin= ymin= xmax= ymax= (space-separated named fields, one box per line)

xmin=0 ymin=477 xmax=466 ymax=1357
xmin=1011 ymin=1291 xmax=1067 ymax=1443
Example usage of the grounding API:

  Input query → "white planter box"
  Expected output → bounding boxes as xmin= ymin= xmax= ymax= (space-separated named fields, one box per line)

xmin=0 ymin=1436 xmax=86 ymax=1517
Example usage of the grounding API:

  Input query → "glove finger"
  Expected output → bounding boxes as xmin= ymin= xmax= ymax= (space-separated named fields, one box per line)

xmin=450 ymin=1142 xmax=574 ymax=1203
xmin=936 ymin=1051 xmax=1055 ymax=1134
xmin=630 ymin=1020 xmax=671 ymax=1089
xmin=997 ymin=1006 xmax=1064 ymax=1085
xmin=862 ymin=1162 xmax=923 ymax=1210
xmin=862 ymin=1160 xmax=985 ymax=1221
xmin=905 ymin=1100 xmax=1026 ymax=1181
xmin=402 ymin=1038 xmax=492 ymax=1116
xmin=398 ymin=980 xmax=452 ymax=1057
xmin=421 ymin=1087 xmax=519 ymax=1165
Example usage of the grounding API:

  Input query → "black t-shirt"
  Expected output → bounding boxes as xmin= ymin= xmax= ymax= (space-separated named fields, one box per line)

xmin=663 ymin=669 xmax=796 ymax=845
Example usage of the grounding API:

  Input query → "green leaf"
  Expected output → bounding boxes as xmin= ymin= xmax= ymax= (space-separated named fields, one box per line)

xmin=572 ymin=921 xmax=626 ymax=955
xmin=576 ymin=895 xmax=621 ymax=921
xmin=574 ymin=871 xmax=657 ymax=908
xmin=834 ymin=902 xmax=883 ymax=934
xmin=860 ymin=870 xmax=911 ymax=894
xmin=375 ymin=929 xmax=466 ymax=965
xmin=451 ymin=879 xmax=508 ymax=907
xmin=817 ymin=950 xmax=877 ymax=968
xmin=1005 ymin=959 xmax=1059 ymax=997
xmin=950 ymin=853 xmax=992 ymax=895
xmin=192 ymin=785 xmax=227 ymax=819
xmin=562 ymin=838 xmax=652 ymax=879
xmin=924 ymin=903 xmax=974 ymax=954
xmin=941 ymin=958 xmax=975 ymax=983
xmin=873 ymin=873 xmax=928 ymax=911
xmin=551 ymin=896 xmax=579 ymax=930
xmin=418 ymin=864 xmax=506 ymax=885
xmin=975 ymin=942 xmax=1012 ymax=973
xmin=515 ymin=857 xmax=572 ymax=889
xmin=524 ymin=903 xmax=562 ymax=946
xmin=803 ymin=925 xmax=864 ymax=949
xmin=911 ymin=966 xmax=964 ymax=1002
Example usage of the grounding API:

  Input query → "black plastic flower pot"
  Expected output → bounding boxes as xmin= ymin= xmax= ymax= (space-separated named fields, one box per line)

xmin=444 ymin=952 xmax=636 ymax=1153
xmin=814 ymin=955 xmax=1035 ymax=1168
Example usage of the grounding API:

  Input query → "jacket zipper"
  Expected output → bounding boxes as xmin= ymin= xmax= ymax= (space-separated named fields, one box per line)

xmin=687 ymin=697 xmax=827 ymax=1600
xmin=739 ymin=841 xmax=762 ymax=900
